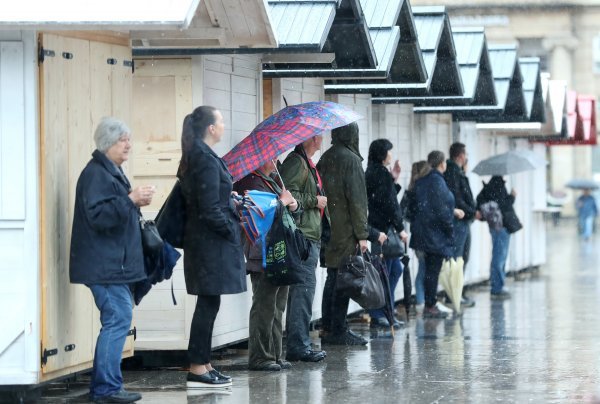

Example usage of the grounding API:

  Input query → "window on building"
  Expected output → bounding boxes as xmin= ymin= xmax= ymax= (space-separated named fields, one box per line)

xmin=517 ymin=38 xmax=549 ymax=71
xmin=593 ymin=35 xmax=600 ymax=75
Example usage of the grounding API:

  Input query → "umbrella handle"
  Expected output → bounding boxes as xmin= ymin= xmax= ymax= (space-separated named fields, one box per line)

xmin=272 ymin=160 xmax=287 ymax=191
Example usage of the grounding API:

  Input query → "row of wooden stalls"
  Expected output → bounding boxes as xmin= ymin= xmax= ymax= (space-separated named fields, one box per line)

xmin=0 ymin=0 xmax=590 ymax=388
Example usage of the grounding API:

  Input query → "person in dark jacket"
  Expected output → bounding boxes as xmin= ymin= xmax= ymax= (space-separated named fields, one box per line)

xmin=234 ymin=162 xmax=299 ymax=371
xmin=70 ymin=117 xmax=155 ymax=403
xmin=443 ymin=142 xmax=477 ymax=308
xmin=178 ymin=106 xmax=246 ymax=388
xmin=365 ymin=139 xmax=408 ymax=329
xmin=279 ymin=137 xmax=328 ymax=362
xmin=400 ymin=160 xmax=429 ymax=313
xmin=317 ymin=122 xmax=370 ymax=346
xmin=476 ymin=176 xmax=517 ymax=299
xmin=409 ymin=151 xmax=463 ymax=319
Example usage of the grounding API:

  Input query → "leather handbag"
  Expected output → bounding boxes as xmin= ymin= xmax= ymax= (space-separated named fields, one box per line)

xmin=336 ymin=249 xmax=386 ymax=310
xmin=140 ymin=217 xmax=164 ymax=255
xmin=156 ymin=180 xmax=186 ymax=248
xmin=381 ymin=226 xmax=404 ymax=258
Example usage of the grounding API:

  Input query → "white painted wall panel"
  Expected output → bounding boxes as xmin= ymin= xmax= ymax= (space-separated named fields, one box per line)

xmin=0 ymin=42 xmax=26 ymax=220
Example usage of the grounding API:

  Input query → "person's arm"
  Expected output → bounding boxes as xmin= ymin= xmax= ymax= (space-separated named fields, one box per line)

xmin=190 ymin=156 xmax=235 ymax=240
xmin=83 ymin=170 xmax=139 ymax=232
xmin=432 ymin=177 xmax=454 ymax=238
xmin=279 ymin=154 xmax=318 ymax=209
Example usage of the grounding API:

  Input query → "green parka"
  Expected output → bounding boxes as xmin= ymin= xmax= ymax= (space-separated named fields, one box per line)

xmin=317 ymin=122 xmax=369 ymax=269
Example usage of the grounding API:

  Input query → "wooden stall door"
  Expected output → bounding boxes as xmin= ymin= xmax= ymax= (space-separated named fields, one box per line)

xmin=39 ymin=33 xmax=134 ymax=377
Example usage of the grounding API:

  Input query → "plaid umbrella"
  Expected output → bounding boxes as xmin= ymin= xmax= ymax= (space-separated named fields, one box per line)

xmin=223 ymin=101 xmax=362 ymax=181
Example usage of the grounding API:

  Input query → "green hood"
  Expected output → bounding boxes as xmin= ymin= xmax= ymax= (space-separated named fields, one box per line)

xmin=331 ymin=122 xmax=362 ymax=160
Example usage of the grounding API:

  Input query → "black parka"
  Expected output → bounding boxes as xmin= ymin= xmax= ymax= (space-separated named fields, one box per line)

xmin=179 ymin=139 xmax=246 ymax=296
xmin=69 ymin=150 xmax=146 ymax=285
xmin=443 ymin=160 xmax=476 ymax=221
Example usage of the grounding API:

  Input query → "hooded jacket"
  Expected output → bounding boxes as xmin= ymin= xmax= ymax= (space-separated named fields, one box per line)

xmin=317 ymin=122 xmax=369 ymax=268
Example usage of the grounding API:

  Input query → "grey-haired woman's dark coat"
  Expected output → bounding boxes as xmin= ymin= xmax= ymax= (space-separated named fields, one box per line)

xmin=179 ymin=138 xmax=246 ymax=296
xmin=69 ymin=150 xmax=146 ymax=285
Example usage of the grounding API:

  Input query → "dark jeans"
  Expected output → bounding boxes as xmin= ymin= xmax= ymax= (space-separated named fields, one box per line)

xmin=321 ymin=268 xmax=351 ymax=336
xmin=286 ymin=240 xmax=318 ymax=355
xmin=424 ymin=253 xmax=444 ymax=308
xmin=188 ymin=295 xmax=221 ymax=364
xmin=369 ymin=257 xmax=403 ymax=319
xmin=87 ymin=284 xmax=133 ymax=398
xmin=490 ymin=227 xmax=510 ymax=293
xmin=249 ymin=273 xmax=288 ymax=366
xmin=452 ymin=219 xmax=470 ymax=259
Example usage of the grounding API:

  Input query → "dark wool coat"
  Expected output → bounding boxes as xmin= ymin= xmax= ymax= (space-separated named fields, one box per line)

xmin=70 ymin=150 xmax=146 ymax=285
xmin=317 ymin=123 xmax=369 ymax=269
xmin=409 ymin=170 xmax=455 ymax=257
xmin=443 ymin=160 xmax=476 ymax=221
xmin=179 ymin=139 xmax=246 ymax=296
xmin=365 ymin=162 xmax=405 ymax=234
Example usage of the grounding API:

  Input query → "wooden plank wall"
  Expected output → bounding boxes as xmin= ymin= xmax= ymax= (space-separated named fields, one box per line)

xmin=39 ymin=33 xmax=134 ymax=378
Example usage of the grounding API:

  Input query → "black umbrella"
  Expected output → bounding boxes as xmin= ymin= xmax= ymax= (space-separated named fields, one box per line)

xmin=371 ymin=253 xmax=396 ymax=337
xmin=401 ymin=242 xmax=412 ymax=318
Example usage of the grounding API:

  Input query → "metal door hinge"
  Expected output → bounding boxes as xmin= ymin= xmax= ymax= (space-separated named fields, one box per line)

xmin=38 ymin=46 xmax=55 ymax=64
xmin=41 ymin=347 xmax=58 ymax=366
xmin=127 ymin=327 xmax=137 ymax=340
xmin=123 ymin=60 xmax=134 ymax=73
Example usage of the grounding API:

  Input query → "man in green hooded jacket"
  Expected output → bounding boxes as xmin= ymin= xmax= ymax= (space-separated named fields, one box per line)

xmin=317 ymin=122 xmax=370 ymax=346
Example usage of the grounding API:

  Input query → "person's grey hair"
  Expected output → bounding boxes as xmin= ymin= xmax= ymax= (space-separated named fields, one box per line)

xmin=94 ymin=117 xmax=130 ymax=153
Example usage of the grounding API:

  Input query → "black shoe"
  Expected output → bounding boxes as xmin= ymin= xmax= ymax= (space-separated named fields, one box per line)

xmin=276 ymin=359 xmax=293 ymax=369
xmin=423 ymin=306 xmax=448 ymax=319
xmin=187 ymin=371 xmax=232 ymax=389
xmin=286 ymin=350 xmax=326 ymax=362
xmin=369 ymin=317 xmax=391 ymax=329
xmin=461 ymin=296 xmax=476 ymax=308
xmin=92 ymin=390 xmax=142 ymax=403
xmin=248 ymin=362 xmax=282 ymax=371
xmin=322 ymin=330 xmax=368 ymax=346
xmin=491 ymin=290 xmax=511 ymax=300
xmin=209 ymin=368 xmax=232 ymax=381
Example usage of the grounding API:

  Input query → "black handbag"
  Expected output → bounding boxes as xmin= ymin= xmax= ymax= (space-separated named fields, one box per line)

xmin=156 ymin=180 xmax=186 ymax=248
xmin=140 ymin=217 xmax=164 ymax=255
xmin=502 ymin=208 xmax=523 ymax=234
xmin=381 ymin=226 xmax=404 ymax=258
xmin=264 ymin=205 xmax=308 ymax=286
xmin=336 ymin=249 xmax=386 ymax=310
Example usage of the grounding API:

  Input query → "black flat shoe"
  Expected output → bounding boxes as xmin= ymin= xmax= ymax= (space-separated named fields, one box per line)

xmin=276 ymin=359 xmax=293 ymax=369
xmin=210 ymin=368 xmax=232 ymax=381
xmin=286 ymin=350 xmax=326 ymax=362
xmin=92 ymin=389 xmax=142 ymax=403
xmin=248 ymin=362 xmax=282 ymax=371
xmin=187 ymin=371 xmax=232 ymax=389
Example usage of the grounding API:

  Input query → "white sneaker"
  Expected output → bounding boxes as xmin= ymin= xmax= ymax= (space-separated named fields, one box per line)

xmin=415 ymin=304 xmax=424 ymax=314
xmin=436 ymin=302 xmax=453 ymax=313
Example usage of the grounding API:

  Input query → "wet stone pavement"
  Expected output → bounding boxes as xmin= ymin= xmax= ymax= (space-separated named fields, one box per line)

xmin=39 ymin=222 xmax=600 ymax=403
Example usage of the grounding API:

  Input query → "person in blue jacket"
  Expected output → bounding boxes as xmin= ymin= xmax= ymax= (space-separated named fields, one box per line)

xmin=409 ymin=151 xmax=464 ymax=319
xmin=70 ymin=117 xmax=155 ymax=403
xmin=576 ymin=189 xmax=598 ymax=241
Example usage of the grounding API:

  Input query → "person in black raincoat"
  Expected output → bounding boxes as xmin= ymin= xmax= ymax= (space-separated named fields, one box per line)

xmin=178 ymin=106 xmax=246 ymax=389
xmin=365 ymin=139 xmax=408 ymax=329
xmin=70 ymin=117 xmax=155 ymax=403
xmin=409 ymin=151 xmax=463 ymax=319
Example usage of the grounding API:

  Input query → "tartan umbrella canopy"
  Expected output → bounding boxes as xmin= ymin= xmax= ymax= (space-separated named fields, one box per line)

xmin=223 ymin=101 xmax=362 ymax=182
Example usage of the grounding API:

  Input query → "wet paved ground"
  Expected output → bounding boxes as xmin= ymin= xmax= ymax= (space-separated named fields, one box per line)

xmin=37 ymin=221 xmax=600 ymax=403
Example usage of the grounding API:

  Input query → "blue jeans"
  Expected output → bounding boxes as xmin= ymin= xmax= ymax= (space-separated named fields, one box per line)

xmin=87 ymin=284 xmax=133 ymax=398
xmin=415 ymin=251 xmax=425 ymax=305
xmin=286 ymin=240 xmax=318 ymax=355
xmin=580 ymin=215 xmax=594 ymax=239
xmin=370 ymin=258 xmax=403 ymax=319
xmin=452 ymin=219 xmax=470 ymax=259
xmin=490 ymin=228 xmax=510 ymax=293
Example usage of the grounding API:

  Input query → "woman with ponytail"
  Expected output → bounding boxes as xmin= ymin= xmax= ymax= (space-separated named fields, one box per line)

xmin=178 ymin=106 xmax=246 ymax=389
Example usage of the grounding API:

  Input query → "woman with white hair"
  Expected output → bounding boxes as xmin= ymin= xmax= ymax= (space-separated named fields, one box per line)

xmin=70 ymin=117 xmax=155 ymax=403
